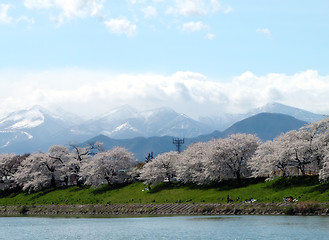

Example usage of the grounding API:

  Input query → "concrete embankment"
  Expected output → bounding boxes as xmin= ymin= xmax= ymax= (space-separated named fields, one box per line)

xmin=1 ymin=202 xmax=329 ymax=217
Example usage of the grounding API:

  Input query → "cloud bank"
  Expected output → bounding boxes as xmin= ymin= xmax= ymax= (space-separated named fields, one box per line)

xmin=0 ymin=69 xmax=328 ymax=119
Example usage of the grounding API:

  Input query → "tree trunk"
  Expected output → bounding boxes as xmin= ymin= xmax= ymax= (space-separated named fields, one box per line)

xmin=236 ymin=171 xmax=241 ymax=181
xmin=51 ymin=176 xmax=56 ymax=188
xmin=64 ymin=176 xmax=69 ymax=186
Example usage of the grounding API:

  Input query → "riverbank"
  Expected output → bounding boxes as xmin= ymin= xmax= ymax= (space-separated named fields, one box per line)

xmin=1 ymin=202 xmax=329 ymax=217
xmin=2 ymin=176 xmax=329 ymax=206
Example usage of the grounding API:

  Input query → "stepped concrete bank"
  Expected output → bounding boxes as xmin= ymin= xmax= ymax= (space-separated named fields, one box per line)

xmin=1 ymin=203 xmax=329 ymax=217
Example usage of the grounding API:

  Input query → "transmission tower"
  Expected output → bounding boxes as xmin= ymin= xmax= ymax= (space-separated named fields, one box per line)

xmin=145 ymin=152 xmax=154 ymax=163
xmin=172 ymin=138 xmax=184 ymax=153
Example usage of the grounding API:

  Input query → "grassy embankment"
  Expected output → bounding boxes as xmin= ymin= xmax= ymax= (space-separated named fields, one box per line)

xmin=0 ymin=176 xmax=329 ymax=206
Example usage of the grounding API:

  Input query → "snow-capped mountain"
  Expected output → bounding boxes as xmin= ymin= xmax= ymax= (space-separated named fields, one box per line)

xmin=0 ymin=106 xmax=73 ymax=153
xmin=200 ymin=102 xmax=325 ymax=131
xmin=139 ymin=107 xmax=210 ymax=137
xmin=251 ymin=102 xmax=325 ymax=122
xmin=0 ymin=104 xmax=212 ymax=154
xmin=68 ymin=105 xmax=141 ymax=138
xmin=69 ymin=106 xmax=210 ymax=139
xmin=0 ymin=105 xmax=51 ymax=130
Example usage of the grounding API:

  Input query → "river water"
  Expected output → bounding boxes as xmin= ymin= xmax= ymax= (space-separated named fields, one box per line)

xmin=1 ymin=215 xmax=328 ymax=240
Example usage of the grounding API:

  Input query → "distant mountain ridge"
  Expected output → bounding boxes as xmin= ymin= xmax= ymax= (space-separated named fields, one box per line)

xmin=0 ymin=103 xmax=322 ymax=155
xmin=200 ymin=102 xmax=324 ymax=131
xmin=251 ymin=102 xmax=324 ymax=122
xmin=223 ymin=112 xmax=307 ymax=141
xmin=84 ymin=112 xmax=308 ymax=160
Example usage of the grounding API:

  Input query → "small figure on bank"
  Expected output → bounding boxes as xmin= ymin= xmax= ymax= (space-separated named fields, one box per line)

xmin=227 ymin=195 xmax=230 ymax=203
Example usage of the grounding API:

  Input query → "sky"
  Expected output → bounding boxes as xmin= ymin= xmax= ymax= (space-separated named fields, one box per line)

xmin=1 ymin=0 xmax=329 ymax=119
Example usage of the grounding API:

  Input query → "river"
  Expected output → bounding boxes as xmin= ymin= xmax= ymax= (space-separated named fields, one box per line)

xmin=1 ymin=215 xmax=329 ymax=239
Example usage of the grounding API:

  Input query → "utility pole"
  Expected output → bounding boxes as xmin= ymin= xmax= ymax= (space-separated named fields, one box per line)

xmin=172 ymin=138 xmax=184 ymax=153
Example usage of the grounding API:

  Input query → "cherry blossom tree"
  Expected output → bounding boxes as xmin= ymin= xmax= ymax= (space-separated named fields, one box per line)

xmin=248 ymin=118 xmax=329 ymax=179
xmin=250 ymin=130 xmax=314 ymax=178
xmin=248 ymin=139 xmax=292 ymax=178
xmin=210 ymin=134 xmax=261 ymax=181
xmin=68 ymin=142 xmax=104 ymax=185
xmin=281 ymin=130 xmax=319 ymax=176
xmin=299 ymin=118 xmax=329 ymax=171
xmin=81 ymin=147 xmax=135 ymax=187
xmin=14 ymin=152 xmax=64 ymax=192
xmin=0 ymin=153 xmax=24 ymax=180
xmin=139 ymin=151 xmax=179 ymax=185
xmin=176 ymin=142 xmax=212 ymax=185
xmin=48 ymin=145 xmax=72 ymax=186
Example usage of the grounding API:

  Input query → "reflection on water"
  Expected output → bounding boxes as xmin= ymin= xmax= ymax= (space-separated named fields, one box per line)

xmin=1 ymin=215 xmax=329 ymax=240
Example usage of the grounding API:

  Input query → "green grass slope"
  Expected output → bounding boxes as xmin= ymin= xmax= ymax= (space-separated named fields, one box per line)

xmin=1 ymin=176 xmax=329 ymax=206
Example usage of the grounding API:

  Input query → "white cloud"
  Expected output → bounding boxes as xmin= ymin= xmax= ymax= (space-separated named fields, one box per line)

xmin=142 ymin=6 xmax=158 ymax=18
xmin=256 ymin=28 xmax=272 ymax=38
xmin=205 ymin=33 xmax=215 ymax=40
xmin=24 ymin=0 xmax=53 ymax=9
xmin=0 ymin=70 xmax=227 ymax=118
xmin=209 ymin=0 xmax=232 ymax=13
xmin=0 ymin=3 xmax=34 ymax=25
xmin=1 ymin=69 xmax=329 ymax=119
xmin=104 ymin=18 xmax=137 ymax=37
xmin=166 ymin=0 xmax=232 ymax=17
xmin=0 ymin=4 xmax=13 ymax=24
xmin=182 ymin=21 xmax=209 ymax=32
xmin=17 ymin=15 xmax=35 ymax=24
xmin=21 ymin=0 xmax=232 ymax=32
xmin=24 ymin=0 xmax=104 ymax=24
xmin=166 ymin=0 xmax=208 ymax=17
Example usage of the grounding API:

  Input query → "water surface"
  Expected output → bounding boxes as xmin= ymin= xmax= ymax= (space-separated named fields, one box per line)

xmin=1 ymin=215 xmax=328 ymax=240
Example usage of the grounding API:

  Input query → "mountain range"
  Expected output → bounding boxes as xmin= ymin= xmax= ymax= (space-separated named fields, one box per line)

xmin=0 ymin=102 xmax=324 ymax=158
xmin=85 ymin=112 xmax=308 ymax=161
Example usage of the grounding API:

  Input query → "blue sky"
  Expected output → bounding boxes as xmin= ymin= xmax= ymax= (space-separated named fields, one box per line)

xmin=1 ymin=0 xmax=329 ymax=119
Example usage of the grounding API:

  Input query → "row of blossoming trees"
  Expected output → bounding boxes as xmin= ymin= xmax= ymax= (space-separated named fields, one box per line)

xmin=1 ymin=118 xmax=329 ymax=192
xmin=0 ymin=144 xmax=135 ymax=192
xmin=140 ymin=118 xmax=329 ymax=185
